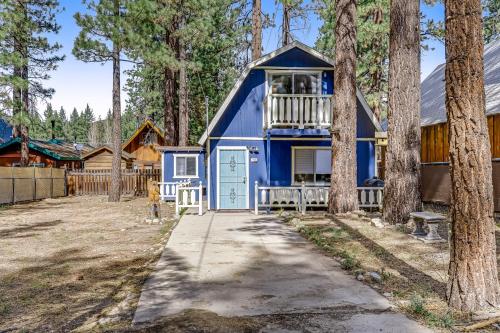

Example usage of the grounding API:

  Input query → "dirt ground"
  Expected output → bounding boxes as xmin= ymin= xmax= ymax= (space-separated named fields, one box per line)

xmin=282 ymin=211 xmax=500 ymax=332
xmin=0 ymin=195 xmax=176 ymax=332
xmin=1 ymin=197 xmax=499 ymax=333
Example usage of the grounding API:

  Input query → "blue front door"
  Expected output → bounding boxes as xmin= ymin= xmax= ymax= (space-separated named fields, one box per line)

xmin=219 ymin=149 xmax=247 ymax=209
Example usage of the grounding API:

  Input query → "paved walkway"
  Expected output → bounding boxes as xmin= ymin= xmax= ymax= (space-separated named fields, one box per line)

xmin=134 ymin=212 xmax=432 ymax=332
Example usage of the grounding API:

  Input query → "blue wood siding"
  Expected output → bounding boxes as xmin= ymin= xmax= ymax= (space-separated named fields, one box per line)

xmin=269 ymin=140 xmax=375 ymax=187
xmin=323 ymin=71 xmax=334 ymax=94
xmin=211 ymin=69 xmax=266 ymax=138
xmin=162 ymin=46 xmax=380 ymax=210
xmin=260 ymin=47 xmax=333 ymax=68
xmin=208 ymin=138 xmax=375 ymax=209
xmin=357 ymin=99 xmax=376 ymax=138
xmin=163 ymin=151 xmax=206 ymax=185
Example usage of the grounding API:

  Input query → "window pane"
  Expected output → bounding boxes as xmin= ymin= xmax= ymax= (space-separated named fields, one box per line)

xmin=176 ymin=157 xmax=187 ymax=176
xmin=294 ymin=73 xmax=319 ymax=94
xmin=294 ymin=173 xmax=314 ymax=183
xmin=294 ymin=149 xmax=314 ymax=174
xmin=315 ymin=149 xmax=331 ymax=174
xmin=271 ymin=74 xmax=292 ymax=94
xmin=315 ymin=173 xmax=331 ymax=184
xmin=186 ymin=157 xmax=197 ymax=176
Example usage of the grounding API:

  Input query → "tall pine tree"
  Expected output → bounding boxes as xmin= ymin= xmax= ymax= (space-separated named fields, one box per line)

xmin=445 ymin=0 xmax=500 ymax=312
xmin=74 ymin=0 xmax=128 ymax=202
xmin=328 ymin=0 xmax=358 ymax=213
xmin=0 ymin=0 xmax=63 ymax=165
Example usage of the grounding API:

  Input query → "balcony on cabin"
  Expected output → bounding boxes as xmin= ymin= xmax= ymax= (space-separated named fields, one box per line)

xmin=264 ymin=71 xmax=333 ymax=129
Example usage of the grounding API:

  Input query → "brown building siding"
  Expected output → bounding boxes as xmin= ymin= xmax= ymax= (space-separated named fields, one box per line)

xmin=84 ymin=150 xmax=131 ymax=170
xmin=421 ymin=114 xmax=500 ymax=163
xmin=0 ymin=148 xmax=82 ymax=169
xmin=422 ymin=162 xmax=500 ymax=212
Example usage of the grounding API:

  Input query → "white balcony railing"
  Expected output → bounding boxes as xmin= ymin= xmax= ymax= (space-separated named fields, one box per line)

xmin=265 ymin=94 xmax=333 ymax=129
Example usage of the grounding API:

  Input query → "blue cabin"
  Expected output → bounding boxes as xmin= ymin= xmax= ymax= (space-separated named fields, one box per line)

xmin=160 ymin=42 xmax=383 ymax=210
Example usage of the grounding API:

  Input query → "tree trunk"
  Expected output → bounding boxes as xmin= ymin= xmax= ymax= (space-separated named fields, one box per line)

xmin=282 ymin=3 xmax=291 ymax=46
xmin=252 ymin=0 xmax=262 ymax=60
xmin=12 ymin=1 xmax=29 ymax=167
xmin=108 ymin=2 xmax=122 ymax=202
xmin=383 ymin=0 xmax=421 ymax=224
xmin=164 ymin=28 xmax=178 ymax=146
xmin=445 ymin=0 xmax=500 ymax=312
xmin=328 ymin=0 xmax=358 ymax=214
xmin=20 ymin=41 xmax=29 ymax=167
xmin=178 ymin=37 xmax=188 ymax=146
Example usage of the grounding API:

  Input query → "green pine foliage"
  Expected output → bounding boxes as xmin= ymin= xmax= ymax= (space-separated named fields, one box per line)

xmin=73 ymin=0 xmax=128 ymax=64
xmin=123 ymin=0 xmax=251 ymax=144
xmin=484 ymin=0 xmax=499 ymax=43
xmin=0 ymin=0 xmax=64 ymax=122
xmin=316 ymin=0 xmax=389 ymax=119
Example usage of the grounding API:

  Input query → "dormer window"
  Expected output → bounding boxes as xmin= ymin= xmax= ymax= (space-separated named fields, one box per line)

xmin=269 ymin=72 xmax=321 ymax=95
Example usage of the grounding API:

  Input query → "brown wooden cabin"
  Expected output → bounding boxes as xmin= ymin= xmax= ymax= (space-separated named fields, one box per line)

xmin=81 ymin=145 xmax=133 ymax=170
xmin=121 ymin=120 xmax=165 ymax=170
xmin=0 ymin=137 xmax=92 ymax=169
xmin=419 ymin=40 xmax=500 ymax=212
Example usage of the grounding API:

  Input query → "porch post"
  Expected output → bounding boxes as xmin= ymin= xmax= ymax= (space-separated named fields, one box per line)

xmin=254 ymin=181 xmax=259 ymax=215
xmin=266 ymin=129 xmax=271 ymax=186
xmin=266 ymin=129 xmax=271 ymax=214
xmin=175 ymin=184 xmax=180 ymax=217
xmin=198 ymin=181 xmax=203 ymax=216
xmin=301 ymin=181 xmax=306 ymax=214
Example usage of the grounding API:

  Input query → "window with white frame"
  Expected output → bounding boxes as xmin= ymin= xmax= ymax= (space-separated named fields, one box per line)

xmin=292 ymin=148 xmax=331 ymax=185
xmin=174 ymin=154 xmax=198 ymax=178
xmin=270 ymin=72 xmax=321 ymax=95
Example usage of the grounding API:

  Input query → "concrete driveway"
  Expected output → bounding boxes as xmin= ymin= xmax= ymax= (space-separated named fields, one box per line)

xmin=134 ymin=212 xmax=431 ymax=332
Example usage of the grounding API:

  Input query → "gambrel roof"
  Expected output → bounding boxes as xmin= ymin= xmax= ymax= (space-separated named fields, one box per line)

xmin=421 ymin=39 xmax=500 ymax=126
xmin=198 ymin=41 xmax=382 ymax=145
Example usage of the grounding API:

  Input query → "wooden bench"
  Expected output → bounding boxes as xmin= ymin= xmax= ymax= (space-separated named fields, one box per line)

xmin=409 ymin=212 xmax=447 ymax=243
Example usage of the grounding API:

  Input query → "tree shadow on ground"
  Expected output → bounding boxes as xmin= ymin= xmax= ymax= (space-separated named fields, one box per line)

xmin=0 ymin=219 xmax=64 ymax=238
xmin=0 ymin=246 xmax=155 ymax=332
xmin=330 ymin=217 xmax=447 ymax=299
xmin=119 ymin=214 xmax=416 ymax=333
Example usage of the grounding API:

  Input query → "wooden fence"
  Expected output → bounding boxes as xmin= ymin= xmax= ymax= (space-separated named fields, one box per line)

xmin=0 ymin=167 xmax=66 ymax=204
xmin=67 ymin=169 xmax=161 ymax=196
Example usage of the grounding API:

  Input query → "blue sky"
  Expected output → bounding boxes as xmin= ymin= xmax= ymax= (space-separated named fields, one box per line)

xmin=46 ymin=0 xmax=446 ymax=118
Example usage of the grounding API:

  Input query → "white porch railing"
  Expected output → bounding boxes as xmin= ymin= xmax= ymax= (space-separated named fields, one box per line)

xmin=158 ymin=180 xmax=190 ymax=201
xmin=175 ymin=181 xmax=203 ymax=216
xmin=254 ymin=182 xmax=383 ymax=214
xmin=265 ymin=94 xmax=333 ymax=129
xmin=357 ymin=187 xmax=383 ymax=208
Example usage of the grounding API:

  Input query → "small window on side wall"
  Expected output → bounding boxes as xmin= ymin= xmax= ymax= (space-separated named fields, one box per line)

xmin=174 ymin=154 xmax=198 ymax=178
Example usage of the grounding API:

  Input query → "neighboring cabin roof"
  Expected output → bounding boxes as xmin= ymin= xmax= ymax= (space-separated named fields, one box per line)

xmin=82 ymin=145 xmax=133 ymax=160
xmin=0 ymin=137 xmax=93 ymax=161
xmin=122 ymin=120 xmax=165 ymax=150
xmin=198 ymin=41 xmax=383 ymax=145
xmin=421 ymin=39 xmax=500 ymax=127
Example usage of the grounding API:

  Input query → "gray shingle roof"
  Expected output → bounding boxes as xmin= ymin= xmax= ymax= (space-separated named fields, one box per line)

xmin=421 ymin=39 xmax=500 ymax=127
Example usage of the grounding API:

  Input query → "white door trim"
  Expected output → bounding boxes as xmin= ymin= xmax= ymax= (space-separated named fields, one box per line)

xmin=216 ymin=146 xmax=250 ymax=210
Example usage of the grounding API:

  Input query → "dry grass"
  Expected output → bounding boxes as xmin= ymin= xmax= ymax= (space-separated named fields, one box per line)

xmin=0 ymin=196 xmax=176 ymax=332
xmin=283 ymin=212 xmax=500 ymax=331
